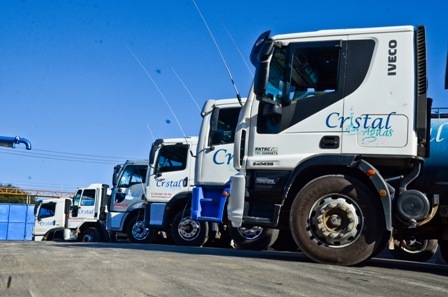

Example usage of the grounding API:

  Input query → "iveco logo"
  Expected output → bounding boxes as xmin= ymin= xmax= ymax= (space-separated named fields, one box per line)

xmin=388 ymin=40 xmax=397 ymax=76
xmin=253 ymin=161 xmax=274 ymax=166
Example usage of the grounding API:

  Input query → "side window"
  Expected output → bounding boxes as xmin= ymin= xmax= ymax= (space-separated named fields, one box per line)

xmin=288 ymin=46 xmax=339 ymax=101
xmin=118 ymin=165 xmax=147 ymax=187
xmin=210 ymin=107 xmax=241 ymax=145
xmin=118 ymin=166 xmax=132 ymax=187
xmin=157 ymin=145 xmax=188 ymax=173
xmin=258 ymin=41 xmax=342 ymax=134
xmin=38 ymin=202 xmax=56 ymax=219
xmin=80 ymin=189 xmax=96 ymax=206
xmin=73 ymin=191 xmax=82 ymax=206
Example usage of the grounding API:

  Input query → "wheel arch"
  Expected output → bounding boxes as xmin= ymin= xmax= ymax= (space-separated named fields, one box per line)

xmin=79 ymin=222 xmax=109 ymax=241
xmin=42 ymin=227 xmax=64 ymax=241
xmin=165 ymin=191 xmax=192 ymax=226
xmin=123 ymin=208 xmax=145 ymax=231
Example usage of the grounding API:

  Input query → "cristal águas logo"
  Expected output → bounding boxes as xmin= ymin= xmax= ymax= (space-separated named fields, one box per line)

xmin=326 ymin=110 xmax=395 ymax=144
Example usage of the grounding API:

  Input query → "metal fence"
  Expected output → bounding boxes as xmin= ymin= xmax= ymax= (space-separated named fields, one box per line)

xmin=0 ymin=203 xmax=34 ymax=240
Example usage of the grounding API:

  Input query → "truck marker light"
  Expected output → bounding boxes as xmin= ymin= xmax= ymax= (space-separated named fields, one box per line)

xmin=366 ymin=169 xmax=376 ymax=177
xmin=222 ymin=191 xmax=229 ymax=196
xmin=379 ymin=189 xmax=387 ymax=197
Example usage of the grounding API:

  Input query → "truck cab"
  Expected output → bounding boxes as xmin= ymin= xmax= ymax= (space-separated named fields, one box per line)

xmin=191 ymin=98 xmax=281 ymax=249
xmin=144 ymin=137 xmax=203 ymax=245
xmin=107 ymin=160 xmax=149 ymax=242
xmin=228 ymin=25 xmax=431 ymax=266
xmin=32 ymin=197 xmax=71 ymax=241
xmin=33 ymin=183 xmax=111 ymax=242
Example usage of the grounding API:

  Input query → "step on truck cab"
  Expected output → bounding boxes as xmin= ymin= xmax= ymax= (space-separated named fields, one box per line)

xmin=228 ymin=25 xmax=438 ymax=266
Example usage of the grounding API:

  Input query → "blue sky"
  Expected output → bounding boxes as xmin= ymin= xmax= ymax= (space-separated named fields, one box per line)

xmin=0 ymin=0 xmax=447 ymax=194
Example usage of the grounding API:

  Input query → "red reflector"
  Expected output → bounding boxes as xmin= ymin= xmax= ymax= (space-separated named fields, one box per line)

xmin=366 ymin=169 xmax=376 ymax=177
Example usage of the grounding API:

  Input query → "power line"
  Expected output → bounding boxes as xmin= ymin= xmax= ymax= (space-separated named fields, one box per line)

xmin=0 ymin=147 xmax=134 ymax=165
xmin=0 ymin=187 xmax=75 ymax=198
xmin=0 ymin=179 xmax=84 ymax=192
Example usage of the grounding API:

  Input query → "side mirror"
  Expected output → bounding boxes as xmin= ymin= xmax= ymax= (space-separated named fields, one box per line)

xmin=64 ymin=199 xmax=71 ymax=215
xmin=112 ymin=165 xmax=121 ymax=186
xmin=71 ymin=205 xmax=79 ymax=217
xmin=250 ymin=31 xmax=271 ymax=66
xmin=34 ymin=200 xmax=42 ymax=215
xmin=149 ymin=139 xmax=164 ymax=165
xmin=208 ymin=106 xmax=220 ymax=148
xmin=253 ymin=41 xmax=275 ymax=98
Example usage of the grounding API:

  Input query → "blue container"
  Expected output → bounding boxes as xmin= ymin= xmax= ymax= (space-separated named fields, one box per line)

xmin=0 ymin=203 xmax=34 ymax=240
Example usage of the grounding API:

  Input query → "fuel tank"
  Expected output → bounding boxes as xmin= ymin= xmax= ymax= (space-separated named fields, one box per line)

xmin=423 ymin=115 xmax=448 ymax=182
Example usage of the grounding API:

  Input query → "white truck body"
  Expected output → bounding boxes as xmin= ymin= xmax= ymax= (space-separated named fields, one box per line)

xmin=106 ymin=160 xmax=148 ymax=240
xmin=33 ymin=184 xmax=111 ymax=241
xmin=228 ymin=25 xmax=433 ymax=265
xmin=32 ymin=197 xmax=70 ymax=241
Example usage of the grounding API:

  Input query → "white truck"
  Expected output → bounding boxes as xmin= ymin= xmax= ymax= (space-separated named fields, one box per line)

xmin=33 ymin=197 xmax=70 ymax=241
xmin=227 ymin=25 xmax=448 ymax=266
xmin=143 ymin=136 xmax=209 ymax=246
xmin=191 ymin=98 xmax=281 ymax=249
xmin=33 ymin=183 xmax=111 ymax=241
xmin=106 ymin=159 xmax=150 ymax=243
xmin=143 ymin=100 xmax=282 ymax=249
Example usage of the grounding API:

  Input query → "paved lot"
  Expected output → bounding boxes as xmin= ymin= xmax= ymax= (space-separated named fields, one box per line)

xmin=0 ymin=241 xmax=447 ymax=297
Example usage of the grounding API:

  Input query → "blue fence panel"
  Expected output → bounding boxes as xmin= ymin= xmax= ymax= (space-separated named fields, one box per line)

xmin=0 ymin=204 xmax=9 ymax=240
xmin=0 ymin=203 xmax=35 ymax=240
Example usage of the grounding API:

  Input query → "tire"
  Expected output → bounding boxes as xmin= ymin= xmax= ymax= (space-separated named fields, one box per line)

xmin=271 ymin=229 xmax=299 ymax=251
xmin=81 ymin=227 xmax=101 ymax=242
xmin=390 ymin=238 xmax=438 ymax=262
xmin=440 ymin=240 xmax=448 ymax=264
xmin=127 ymin=216 xmax=157 ymax=243
xmin=290 ymin=175 xmax=385 ymax=266
xmin=229 ymin=226 xmax=279 ymax=250
xmin=171 ymin=210 xmax=209 ymax=246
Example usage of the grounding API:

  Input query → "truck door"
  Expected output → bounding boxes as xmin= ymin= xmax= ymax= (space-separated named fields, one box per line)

xmin=68 ymin=188 xmax=97 ymax=229
xmin=196 ymin=105 xmax=241 ymax=185
xmin=110 ymin=164 xmax=147 ymax=212
xmin=32 ymin=199 xmax=68 ymax=240
xmin=249 ymin=38 xmax=349 ymax=170
xmin=148 ymin=144 xmax=193 ymax=202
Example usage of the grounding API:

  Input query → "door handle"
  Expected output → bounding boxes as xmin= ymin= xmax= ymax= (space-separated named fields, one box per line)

xmin=320 ymin=136 xmax=340 ymax=149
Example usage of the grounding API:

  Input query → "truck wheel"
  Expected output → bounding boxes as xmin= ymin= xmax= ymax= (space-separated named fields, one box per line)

xmin=82 ymin=227 xmax=100 ymax=242
xmin=290 ymin=175 xmax=385 ymax=266
xmin=127 ymin=216 xmax=157 ymax=243
xmin=229 ymin=226 xmax=279 ymax=250
xmin=440 ymin=240 xmax=448 ymax=264
xmin=171 ymin=210 xmax=209 ymax=246
xmin=390 ymin=238 xmax=438 ymax=262
xmin=271 ymin=229 xmax=299 ymax=251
